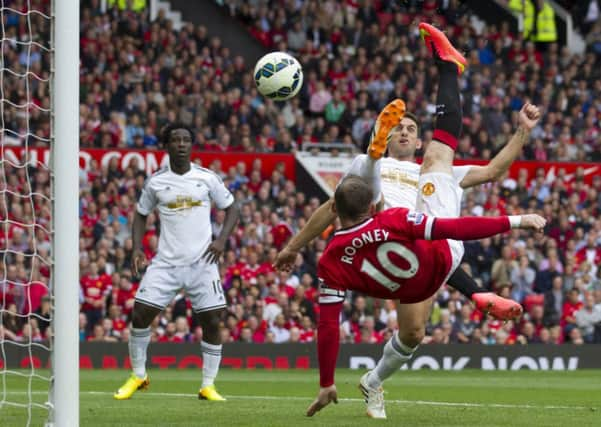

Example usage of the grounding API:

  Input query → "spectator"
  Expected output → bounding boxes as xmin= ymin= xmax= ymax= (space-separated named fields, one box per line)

xmin=510 ymin=255 xmax=536 ymax=302
xmin=453 ymin=305 xmax=478 ymax=343
xmin=562 ymin=289 xmax=584 ymax=337
xmin=270 ymin=313 xmax=291 ymax=343
xmin=575 ymin=293 xmax=601 ymax=343
xmin=491 ymin=245 xmax=517 ymax=289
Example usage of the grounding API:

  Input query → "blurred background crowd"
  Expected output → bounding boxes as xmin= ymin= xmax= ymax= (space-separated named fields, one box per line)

xmin=1 ymin=0 xmax=600 ymax=346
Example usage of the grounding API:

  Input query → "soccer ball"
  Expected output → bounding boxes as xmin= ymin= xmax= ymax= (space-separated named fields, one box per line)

xmin=253 ymin=51 xmax=303 ymax=101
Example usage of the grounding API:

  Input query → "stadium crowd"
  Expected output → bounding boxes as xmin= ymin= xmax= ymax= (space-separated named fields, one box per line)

xmin=1 ymin=0 xmax=600 ymax=346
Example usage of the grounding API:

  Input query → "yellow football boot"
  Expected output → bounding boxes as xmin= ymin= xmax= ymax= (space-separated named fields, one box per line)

xmin=198 ymin=385 xmax=226 ymax=401
xmin=113 ymin=373 xmax=149 ymax=400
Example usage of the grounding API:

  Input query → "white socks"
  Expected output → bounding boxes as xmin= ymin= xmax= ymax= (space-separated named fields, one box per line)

xmin=359 ymin=156 xmax=382 ymax=205
xmin=201 ymin=341 xmax=222 ymax=388
xmin=346 ymin=155 xmax=383 ymax=204
xmin=129 ymin=327 xmax=151 ymax=379
xmin=129 ymin=331 xmax=222 ymax=387
xmin=368 ymin=334 xmax=417 ymax=389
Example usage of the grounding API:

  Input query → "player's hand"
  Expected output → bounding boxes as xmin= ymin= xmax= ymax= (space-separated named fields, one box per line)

xmin=132 ymin=249 xmax=147 ymax=276
xmin=518 ymin=103 xmax=541 ymax=131
xmin=203 ymin=239 xmax=225 ymax=264
xmin=518 ymin=214 xmax=546 ymax=232
xmin=306 ymin=385 xmax=338 ymax=417
xmin=273 ymin=246 xmax=298 ymax=272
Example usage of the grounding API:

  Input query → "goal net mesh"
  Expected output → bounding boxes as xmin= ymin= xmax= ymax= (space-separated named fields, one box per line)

xmin=0 ymin=0 xmax=53 ymax=425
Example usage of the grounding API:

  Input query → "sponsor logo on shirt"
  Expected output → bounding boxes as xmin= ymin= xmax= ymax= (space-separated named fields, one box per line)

xmin=166 ymin=195 xmax=203 ymax=210
xmin=381 ymin=168 xmax=418 ymax=188
xmin=406 ymin=211 xmax=425 ymax=225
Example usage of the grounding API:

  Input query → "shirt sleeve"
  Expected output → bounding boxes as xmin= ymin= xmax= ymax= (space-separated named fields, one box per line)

xmin=136 ymin=178 xmax=157 ymax=215
xmin=317 ymin=299 xmax=342 ymax=387
xmin=208 ymin=173 xmax=235 ymax=209
xmin=452 ymin=165 xmax=472 ymax=185
xmin=429 ymin=216 xmax=511 ymax=241
xmin=381 ymin=208 xmax=512 ymax=241
xmin=379 ymin=208 xmax=433 ymax=240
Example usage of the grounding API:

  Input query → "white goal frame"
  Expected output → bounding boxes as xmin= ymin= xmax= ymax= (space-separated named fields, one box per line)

xmin=50 ymin=0 xmax=79 ymax=426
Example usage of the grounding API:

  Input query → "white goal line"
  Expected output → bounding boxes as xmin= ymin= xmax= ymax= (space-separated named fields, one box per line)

xmin=5 ymin=391 xmax=595 ymax=411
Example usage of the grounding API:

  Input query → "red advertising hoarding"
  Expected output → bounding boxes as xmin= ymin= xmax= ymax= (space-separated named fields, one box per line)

xmin=1 ymin=146 xmax=296 ymax=180
xmin=296 ymin=153 xmax=600 ymax=196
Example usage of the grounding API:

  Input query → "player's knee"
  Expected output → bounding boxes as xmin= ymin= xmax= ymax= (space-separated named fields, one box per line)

xmin=131 ymin=310 xmax=146 ymax=328
xmin=197 ymin=310 xmax=224 ymax=343
xmin=131 ymin=306 xmax=153 ymax=329
xmin=399 ymin=327 xmax=424 ymax=348
xmin=421 ymin=150 xmax=443 ymax=171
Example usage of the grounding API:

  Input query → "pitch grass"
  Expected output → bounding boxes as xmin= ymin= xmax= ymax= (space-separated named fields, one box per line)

xmin=2 ymin=369 xmax=600 ymax=426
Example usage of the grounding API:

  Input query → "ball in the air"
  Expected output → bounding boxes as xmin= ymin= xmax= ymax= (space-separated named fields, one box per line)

xmin=253 ymin=51 xmax=303 ymax=101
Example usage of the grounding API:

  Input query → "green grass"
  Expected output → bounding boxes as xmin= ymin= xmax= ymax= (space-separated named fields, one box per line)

xmin=2 ymin=369 xmax=600 ymax=426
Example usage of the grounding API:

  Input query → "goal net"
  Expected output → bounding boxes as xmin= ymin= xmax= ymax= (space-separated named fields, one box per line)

xmin=1 ymin=0 xmax=79 ymax=426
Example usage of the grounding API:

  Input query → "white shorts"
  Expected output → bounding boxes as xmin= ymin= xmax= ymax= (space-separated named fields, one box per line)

xmin=416 ymin=171 xmax=462 ymax=218
xmin=135 ymin=261 xmax=226 ymax=313
xmin=417 ymin=172 xmax=465 ymax=278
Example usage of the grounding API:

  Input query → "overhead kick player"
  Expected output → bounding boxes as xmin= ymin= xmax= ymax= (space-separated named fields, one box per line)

xmin=304 ymin=23 xmax=546 ymax=419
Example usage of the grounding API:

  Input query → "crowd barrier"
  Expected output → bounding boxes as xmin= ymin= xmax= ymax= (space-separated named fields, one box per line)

xmin=3 ymin=343 xmax=600 ymax=370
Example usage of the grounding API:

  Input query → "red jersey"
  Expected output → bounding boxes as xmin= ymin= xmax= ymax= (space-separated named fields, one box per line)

xmin=81 ymin=274 xmax=112 ymax=311
xmin=114 ymin=284 xmax=138 ymax=316
xmin=241 ymin=263 xmax=261 ymax=282
xmin=575 ymin=247 xmax=601 ymax=267
xmin=318 ymin=208 xmax=453 ymax=304
xmin=270 ymin=222 xmax=293 ymax=249
xmin=315 ymin=210 xmax=515 ymax=388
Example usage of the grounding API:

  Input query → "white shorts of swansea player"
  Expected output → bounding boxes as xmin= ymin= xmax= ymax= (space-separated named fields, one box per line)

xmin=417 ymin=171 xmax=465 ymax=284
xmin=135 ymin=261 xmax=226 ymax=313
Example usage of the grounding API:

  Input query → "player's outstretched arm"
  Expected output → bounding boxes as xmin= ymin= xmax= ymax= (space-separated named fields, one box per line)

xmin=307 ymin=300 xmax=342 ymax=416
xmin=203 ymin=201 xmax=240 ymax=264
xmin=275 ymin=198 xmax=337 ymax=271
xmin=426 ymin=214 xmax=546 ymax=241
xmin=459 ymin=103 xmax=541 ymax=188
xmin=131 ymin=211 xmax=148 ymax=276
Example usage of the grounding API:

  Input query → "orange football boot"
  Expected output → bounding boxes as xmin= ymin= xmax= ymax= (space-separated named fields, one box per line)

xmin=472 ymin=292 xmax=523 ymax=321
xmin=367 ymin=99 xmax=406 ymax=160
xmin=419 ymin=22 xmax=467 ymax=75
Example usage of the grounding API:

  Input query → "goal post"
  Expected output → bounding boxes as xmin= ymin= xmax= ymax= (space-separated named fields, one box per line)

xmin=50 ymin=0 xmax=79 ymax=425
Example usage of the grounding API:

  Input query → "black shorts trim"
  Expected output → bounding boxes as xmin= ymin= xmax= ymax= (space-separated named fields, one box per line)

xmin=134 ymin=298 xmax=165 ymax=311
xmin=193 ymin=303 xmax=227 ymax=314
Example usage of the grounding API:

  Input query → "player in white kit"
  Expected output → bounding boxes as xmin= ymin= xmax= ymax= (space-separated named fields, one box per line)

xmin=275 ymin=86 xmax=541 ymax=321
xmin=114 ymin=123 xmax=239 ymax=401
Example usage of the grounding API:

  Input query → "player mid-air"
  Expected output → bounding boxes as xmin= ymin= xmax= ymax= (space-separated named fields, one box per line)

xmin=304 ymin=23 xmax=546 ymax=419
xmin=114 ymin=123 xmax=239 ymax=401
xmin=275 ymin=48 xmax=542 ymax=322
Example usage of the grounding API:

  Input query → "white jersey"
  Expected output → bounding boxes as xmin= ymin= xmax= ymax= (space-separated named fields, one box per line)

xmin=345 ymin=155 xmax=472 ymax=215
xmin=137 ymin=163 xmax=234 ymax=267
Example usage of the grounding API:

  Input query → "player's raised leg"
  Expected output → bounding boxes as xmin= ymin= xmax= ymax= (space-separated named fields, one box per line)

xmin=456 ymin=268 xmax=524 ymax=320
xmin=367 ymin=99 xmax=406 ymax=160
xmin=419 ymin=24 xmax=523 ymax=320
xmin=418 ymin=25 xmax=464 ymax=177
xmin=419 ymin=22 xmax=467 ymax=75
xmin=114 ymin=301 xmax=160 ymax=399
xmin=359 ymin=297 xmax=434 ymax=419
xmin=347 ymin=99 xmax=406 ymax=206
